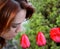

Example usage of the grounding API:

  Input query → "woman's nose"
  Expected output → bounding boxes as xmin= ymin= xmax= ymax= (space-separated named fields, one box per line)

xmin=15 ymin=25 xmax=21 ymax=33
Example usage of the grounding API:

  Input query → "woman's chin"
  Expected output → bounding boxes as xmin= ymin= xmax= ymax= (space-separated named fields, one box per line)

xmin=5 ymin=38 xmax=13 ymax=40
xmin=5 ymin=37 xmax=15 ymax=40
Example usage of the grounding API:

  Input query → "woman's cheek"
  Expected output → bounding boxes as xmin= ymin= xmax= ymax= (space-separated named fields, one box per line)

xmin=2 ymin=31 xmax=16 ymax=40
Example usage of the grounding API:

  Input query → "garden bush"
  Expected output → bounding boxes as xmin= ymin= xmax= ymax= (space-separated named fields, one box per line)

xmin=14 ymin=0 xmax=60 ymax=49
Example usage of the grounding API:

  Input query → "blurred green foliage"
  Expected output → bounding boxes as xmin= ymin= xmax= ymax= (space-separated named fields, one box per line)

xmin=15 ymin=0 xmax=60 ymax=49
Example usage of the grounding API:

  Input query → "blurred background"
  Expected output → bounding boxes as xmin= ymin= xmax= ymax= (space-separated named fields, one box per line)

xmin=7 ymin=0 xmax=60 ymax=49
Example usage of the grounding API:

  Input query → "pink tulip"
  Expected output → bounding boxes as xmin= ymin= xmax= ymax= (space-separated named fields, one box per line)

xmin=36 ymin=32 xmax=46 ymax=46
xmin=50 ymin=27 xmax=60 ymax=43
xmin=20 ymin=34 xmax=30 ymax=49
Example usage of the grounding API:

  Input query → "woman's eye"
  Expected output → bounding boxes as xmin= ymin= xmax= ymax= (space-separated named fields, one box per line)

xmin=11 ymin=23 xmax=21 ymax=28
xmin=12 ymin=25 xmax=18 ymax=28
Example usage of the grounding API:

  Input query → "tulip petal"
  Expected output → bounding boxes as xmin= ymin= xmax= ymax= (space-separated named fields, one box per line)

xmin=50 ymin=27 xmax=60 ymax=43
xmin=36 ymin=32 xmax=46 ymax=46
xmin=20 ymin=34 xmax=30 ymax=48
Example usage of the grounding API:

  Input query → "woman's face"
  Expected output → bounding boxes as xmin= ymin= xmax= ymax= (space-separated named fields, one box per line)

xmin=1 ymin=9 xmax=27 ymax=40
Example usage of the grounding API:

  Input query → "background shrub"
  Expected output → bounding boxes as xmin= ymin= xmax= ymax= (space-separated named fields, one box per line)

xmin=14 ymin=0 xmax=60 ymax=49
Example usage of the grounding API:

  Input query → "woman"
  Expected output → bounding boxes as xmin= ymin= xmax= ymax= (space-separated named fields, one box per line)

xmin=0 ymin=0 xmax=35 ymax=49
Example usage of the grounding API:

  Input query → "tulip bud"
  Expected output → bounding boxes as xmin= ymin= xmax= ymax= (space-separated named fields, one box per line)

xmin=50 ymin=27 xmax=60 ymax=43
xmin=36 ymin=32 xmax=46 ymax=46
xmin=20 ymin=34 xmax=30 ymax=49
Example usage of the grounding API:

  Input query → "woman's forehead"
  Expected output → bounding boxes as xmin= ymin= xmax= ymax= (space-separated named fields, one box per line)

xmin=12 ymin=9 xmax=27 ymax=24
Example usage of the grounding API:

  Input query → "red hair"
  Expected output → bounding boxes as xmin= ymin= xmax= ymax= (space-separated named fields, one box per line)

xmin=0 ymin=0 xmax=8 ymax=10
xmin=0 ymin=0 xmax=20 ymax=48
